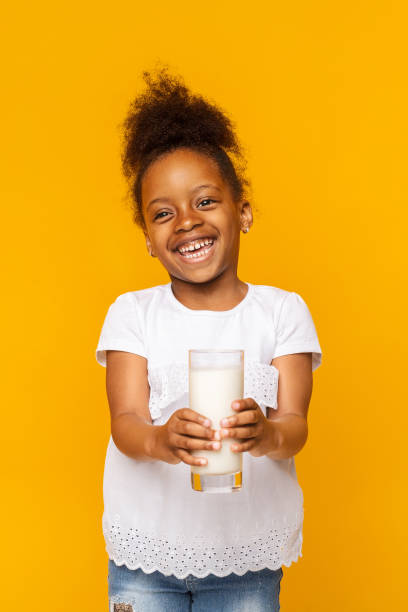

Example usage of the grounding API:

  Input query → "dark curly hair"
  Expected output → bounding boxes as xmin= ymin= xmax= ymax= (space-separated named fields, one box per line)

xmin=119 ymin=63 xmax=252 ymax=230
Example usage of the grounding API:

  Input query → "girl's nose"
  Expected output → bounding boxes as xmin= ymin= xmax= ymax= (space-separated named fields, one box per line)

xmin=174 ymin=208 xmax=203 ymax=232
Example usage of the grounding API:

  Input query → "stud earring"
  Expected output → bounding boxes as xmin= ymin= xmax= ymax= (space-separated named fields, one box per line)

xmin=243 ymin=227 xmax=249 ymax=233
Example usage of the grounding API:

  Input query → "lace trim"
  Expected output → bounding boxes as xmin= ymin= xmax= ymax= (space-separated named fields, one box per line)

xmin=148 ymin=360 xmax=279 ymax=421
xmin=104 ymin=512 xmax=301 ymax=579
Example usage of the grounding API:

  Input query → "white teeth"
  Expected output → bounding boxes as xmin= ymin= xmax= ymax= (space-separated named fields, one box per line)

xmin=178 ymin=238 xmax=214 ymax=254
xmin=184 ymin=247 xmax=211 ymax=259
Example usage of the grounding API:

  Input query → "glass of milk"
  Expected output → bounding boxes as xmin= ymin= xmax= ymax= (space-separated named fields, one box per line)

xmin=189 ymin=349 xmax=244 ymax=493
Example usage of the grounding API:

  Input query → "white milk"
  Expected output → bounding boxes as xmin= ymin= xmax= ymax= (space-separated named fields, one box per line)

xmin=189 ymin=365 xmax=243 ymax=475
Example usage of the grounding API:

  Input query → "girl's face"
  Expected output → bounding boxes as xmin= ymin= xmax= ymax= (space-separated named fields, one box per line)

xmin=141 ymin=148 xmax=252 ymax=285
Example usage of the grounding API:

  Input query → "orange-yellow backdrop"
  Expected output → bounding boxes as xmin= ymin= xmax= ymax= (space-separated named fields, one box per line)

xmin=2 ymin=1 xmax=406 ymax=610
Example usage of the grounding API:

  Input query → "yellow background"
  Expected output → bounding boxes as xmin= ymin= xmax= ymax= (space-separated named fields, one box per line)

xmin=1 ymin=1 xmax=406 ymax=610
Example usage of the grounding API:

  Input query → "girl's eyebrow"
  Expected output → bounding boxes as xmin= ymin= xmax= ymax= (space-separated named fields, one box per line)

xmin=147 ymin=184 xmax=221 ymax=210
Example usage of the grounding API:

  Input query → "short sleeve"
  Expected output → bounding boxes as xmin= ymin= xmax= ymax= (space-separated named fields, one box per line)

xmin=273 ymin=291 xmax=322 ymax=372
xmin=95 ymin=293 xmax=146 ymax=367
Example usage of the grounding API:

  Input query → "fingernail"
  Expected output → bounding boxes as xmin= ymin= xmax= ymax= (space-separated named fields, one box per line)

xmin=214 ymin=430 xmax=221 ymax=441
xmin=212 ymin=442 xmax=221 ymax=450
xmin=220 ymin=418 xmax=229 ymax=427
xmin=199 ymin=458 xmax=207 ymax=465
xmin=231 ymin=444 xmax=238 ymax=451
xmin=221 ymin=429 xmax=229 ymax=437
xmin=232 ymin=401 xmax=240 ymax=409
xmin=203 ymin=419 xmax=211 ymax=427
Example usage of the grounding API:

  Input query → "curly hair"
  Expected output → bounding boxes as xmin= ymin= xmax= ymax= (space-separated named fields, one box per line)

xmin=119 ymin=63 xmax=252 ymax=230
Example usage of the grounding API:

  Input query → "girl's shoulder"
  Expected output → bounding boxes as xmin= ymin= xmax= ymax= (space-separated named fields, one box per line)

xmin=250 ymin=282 xmax=292 ymax=301
xmin=113 ymin=283 xmax=169 ymax=309
xmin=250 ymin=283 xmax=317 ymax=330
xmin=249 ymin=282 xmax=296 ymax=311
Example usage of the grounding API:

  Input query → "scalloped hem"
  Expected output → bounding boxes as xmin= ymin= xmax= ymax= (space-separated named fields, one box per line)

xmin=107 ymin=550 xmax=302 ymax=580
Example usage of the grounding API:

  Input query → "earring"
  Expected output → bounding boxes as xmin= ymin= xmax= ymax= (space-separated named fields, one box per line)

xmin=243 ymin=227 xmax=249 ymax=233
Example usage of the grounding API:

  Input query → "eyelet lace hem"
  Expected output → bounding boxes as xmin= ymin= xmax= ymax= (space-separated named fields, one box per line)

xmin=104 ymin=512 xmax=301 ymax=579
xmin=148 ymin=359 xmax=279 ymax=421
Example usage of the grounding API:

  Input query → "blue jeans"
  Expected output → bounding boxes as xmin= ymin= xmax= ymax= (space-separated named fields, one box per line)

xmin=108 ymin=559 xmax=283 ymax=611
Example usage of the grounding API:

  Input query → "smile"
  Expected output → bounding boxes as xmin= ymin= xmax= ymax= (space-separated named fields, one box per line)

xmin=175 ymin=238 xmax=216 ymax=264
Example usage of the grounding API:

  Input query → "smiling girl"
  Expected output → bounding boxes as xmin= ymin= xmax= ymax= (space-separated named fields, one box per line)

xmin=96 ymin=66 xmax=322 ymax=611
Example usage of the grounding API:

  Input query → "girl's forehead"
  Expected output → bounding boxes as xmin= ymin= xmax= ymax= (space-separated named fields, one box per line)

xmin=141 ymin=149 xmax=226 ymax=200
xmin=145 ymin=148 xmax=223 ymax=184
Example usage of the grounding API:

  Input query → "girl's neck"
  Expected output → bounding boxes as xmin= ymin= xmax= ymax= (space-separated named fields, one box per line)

xmin=169 ymin=274 xmax=248 ymax=312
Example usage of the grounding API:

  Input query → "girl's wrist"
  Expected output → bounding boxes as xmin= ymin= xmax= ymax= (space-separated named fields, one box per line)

xmin=262 ymin=419 xmax=281 ymax=457
xmin=145 ymin=423 xmax=164 ymax=461
xmin=146 ymin=424 xmax=177 ymax=464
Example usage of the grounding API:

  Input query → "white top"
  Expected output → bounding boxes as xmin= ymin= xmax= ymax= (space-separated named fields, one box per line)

xmin=95 ymin=282 xmax=322 ymax=578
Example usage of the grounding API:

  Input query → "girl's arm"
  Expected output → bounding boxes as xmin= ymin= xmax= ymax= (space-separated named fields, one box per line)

xmin=106 ymin=350 xmax=218 ymax=465
xmin=106 ymin=350 xmax=156 ymax=461
xmin=219 ymin=353 xmax=313 ymax=460
xmin=265 ymin=352 xmax=312 ymax=459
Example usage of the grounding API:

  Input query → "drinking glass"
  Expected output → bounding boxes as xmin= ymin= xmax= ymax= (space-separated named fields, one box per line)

xmin=189 ymin=349 xmax=244 ymax=493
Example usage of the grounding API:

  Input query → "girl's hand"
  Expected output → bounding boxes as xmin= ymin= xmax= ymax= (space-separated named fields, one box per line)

xmin=219 ymin=398 xmax=279 ymax=457
xmin=155 ymin=408 xmax=220 ymax=467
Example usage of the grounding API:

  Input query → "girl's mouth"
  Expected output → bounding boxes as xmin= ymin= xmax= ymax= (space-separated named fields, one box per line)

xmin=175 ymin=238 xmax=217 ymax=264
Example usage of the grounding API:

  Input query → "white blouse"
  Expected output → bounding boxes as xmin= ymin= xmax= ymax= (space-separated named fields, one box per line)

xmin=95 ymin=282 xmax=322 ymax=578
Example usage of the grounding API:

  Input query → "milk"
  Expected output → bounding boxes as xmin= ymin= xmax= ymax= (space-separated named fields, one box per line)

xmin=189 ymin=364 xmax=243 ymax=475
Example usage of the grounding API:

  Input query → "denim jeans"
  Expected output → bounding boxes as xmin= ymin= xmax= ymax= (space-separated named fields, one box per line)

xmin=108 ymin=558 xmax=283 ymax=611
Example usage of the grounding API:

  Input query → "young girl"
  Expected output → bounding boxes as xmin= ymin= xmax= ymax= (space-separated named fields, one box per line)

xmin=96 ymin=67 xmax=322 ymax=612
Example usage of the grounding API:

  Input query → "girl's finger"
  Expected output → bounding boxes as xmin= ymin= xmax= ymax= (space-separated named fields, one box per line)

xmin=220 ymin=409 xmax=259 ymax=428
xmin=174 ymin=448 xmax=208 ymax=467
xmin=230 ymin=439 xmax=256 ymax=453
xmin=172 ymin=433 xmax=221 ymax=452
xmin=220 ymin=425 xmax=259 ymax=439
xmin=177 ymin=408 xmax=212 ymax=428
xmin=175 ymin=419 xmax=214 ymax=439
xmin=230 ymin=398 xmax=259 ymax=412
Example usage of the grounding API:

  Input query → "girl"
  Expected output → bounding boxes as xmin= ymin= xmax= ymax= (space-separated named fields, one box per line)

xmin=96 ymin=66 xmax=322 ymax=612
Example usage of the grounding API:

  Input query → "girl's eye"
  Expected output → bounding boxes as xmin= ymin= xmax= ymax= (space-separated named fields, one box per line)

xmin=154 ymin=211 xmax=169 ymax=220
xmin=153 ymin=199 xmax=215 ymax=220
xmin=198 ymin=199 xmax=215 ymax=207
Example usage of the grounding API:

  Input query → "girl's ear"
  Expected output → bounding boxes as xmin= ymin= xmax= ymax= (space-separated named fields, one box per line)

xmin=239 ymin=200 xmax=253 ymax=233
xmin=144 ymin=232 xmax=156 ymax=257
